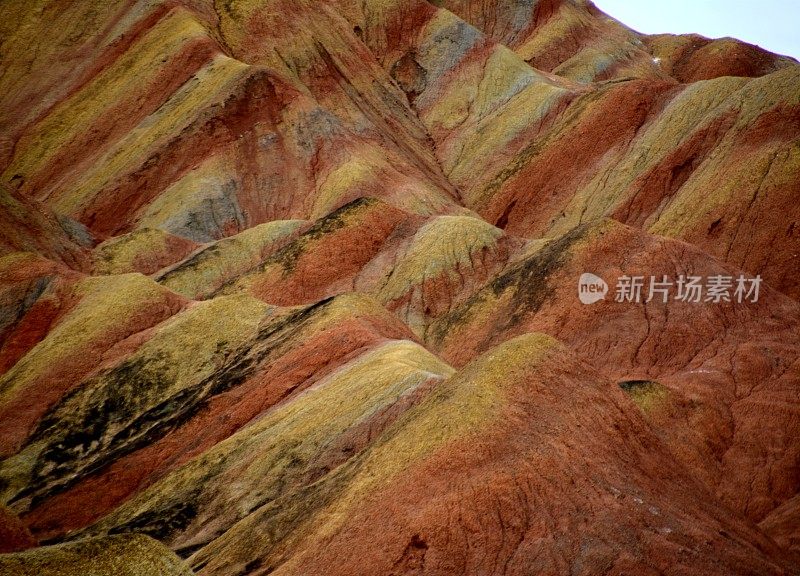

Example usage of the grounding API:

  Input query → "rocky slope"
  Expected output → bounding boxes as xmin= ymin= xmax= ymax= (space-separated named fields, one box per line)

xmin=0 ymin=0 xmax=798 ymax=574
xmin=0 ymin=534 xmax=194 ymax=576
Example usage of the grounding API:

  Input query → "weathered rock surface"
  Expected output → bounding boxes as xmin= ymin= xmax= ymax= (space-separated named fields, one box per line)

xmin=429 ymin=219 xmax=800 ymax=526
xmin=0 ymin=534 xmax=194 ymax=576
xmin=0 ymin=505 xmax=35 ymax=554
xmin=263 ymin=335 xmax=793 ymax=576
xmin=0 ymin=0 xmax=798 ymax=574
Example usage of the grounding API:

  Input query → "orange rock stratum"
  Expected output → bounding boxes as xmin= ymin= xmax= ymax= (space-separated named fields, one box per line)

xmin=0 ymin=1 xmax=798 ymax=574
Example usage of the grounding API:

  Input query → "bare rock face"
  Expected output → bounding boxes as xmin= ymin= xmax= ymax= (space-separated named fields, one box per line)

xmin=429 ymin=219 xmax=800 ymax=526
xmin=0 ymin=534 xmax=194 ymax=576
xmin=0 ymin=0 xmax=798 ymax=575
xmin=266 ymin=335 xmax=792 ymax=576
xmin=0 ymin=505 xmax=35 ymax=553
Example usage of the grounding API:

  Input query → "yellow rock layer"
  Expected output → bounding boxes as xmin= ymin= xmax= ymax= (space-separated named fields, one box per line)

xmin=88 ymin=339 xmax=454 ymax=567
xmin=50 ymin=53 xmax=251 ymax=216
xmin=92 ymin=228 xmax=189 ymax=276
xmin=158 ymin=220 xmax=306 ymax=299
xmin=377 ymin=215 xmax=503 ymax=305
xmin=0 ymin=273 xmax=182 ymax=407
xmin=271 ymin=333 xmax=563 ymax=574
xmin=2 ymin=7 xmax=217 ymax=189
xmin=0 ymin=534 xmax=194 ymax=576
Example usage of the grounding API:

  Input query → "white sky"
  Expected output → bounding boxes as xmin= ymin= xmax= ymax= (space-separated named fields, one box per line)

xmin=593 ymin=0 xmax=800 ymax=59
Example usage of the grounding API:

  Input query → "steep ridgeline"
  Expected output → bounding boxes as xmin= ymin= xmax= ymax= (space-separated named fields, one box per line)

xmin=0 ymin=1 xmax=798 ymax=575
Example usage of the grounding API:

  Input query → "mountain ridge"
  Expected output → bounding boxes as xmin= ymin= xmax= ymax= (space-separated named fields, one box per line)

xmin=1 ymin=0 xmax=798 ymax=574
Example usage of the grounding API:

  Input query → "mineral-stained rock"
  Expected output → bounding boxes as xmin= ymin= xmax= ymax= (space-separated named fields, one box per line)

xmin=80 ymin=339 xmax=453 ymax=568
xmin=467 ymin=65 xmax=800 ymax=297
xmin=0 ymin=187 xmax=92 ymax=271
xmin=154 ymin=220 xmax=308 ymax=299
xmin=370 ymin=214 xmax=530 ymax=336
xmin=430 ymin=219 xmax=800 ymax=526
xmin=224 ymin=197 xmax=415 ymax=305
xmin=0 ymin=505 xmax=35 ymax=554
xmin=218 ymin=334 xmax=792 ymax=575
xmin=0 ymin=273 xmax=186 ymax=457
xmin=760 ymin=494 xmax=800 ymax=555
xmin=13 ymin=293 xmax=424 ymax=541
xmin=92 ymin=228 xmax=200 ymax=276
xmin=440 ymin=0 xmax=796 ymax=83
xmin=0 ymin=0 xmax=798 ymax=574
xmin=0 ymin=534 xmax=194 ymax=576
xmin=645 ymin=33 xmax=798 ymax=82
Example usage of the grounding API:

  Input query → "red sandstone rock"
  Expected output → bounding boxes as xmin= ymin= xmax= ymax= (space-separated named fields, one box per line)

xmin=0 ymin=505 xmax=36 ymax=553
xmin=0 ymin=1 xmax=797 ymax=574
